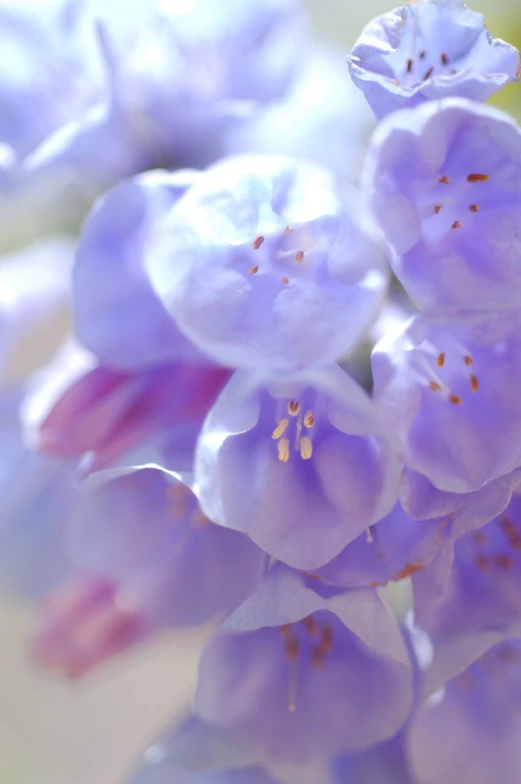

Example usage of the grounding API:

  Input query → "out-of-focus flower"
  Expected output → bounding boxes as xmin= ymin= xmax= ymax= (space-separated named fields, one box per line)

xmin=31 ymin=465 xmax=265 ymax=678
xmin=348 ymin=0 xmax=520 ymax=119
xmin=372 ymin=311 xmax=521 ymax=493
xmin=407 ymin=639 xmax=521 ymax=784
xmin=195 ymin=364 xmax=401 ymax=569
xmin=194 ymin=566 xmax=413 ymax=764
xmin=146 ymin=155 xmax=388 ymax=371
xmin=364 ymin=99 xmax=521 ymax=313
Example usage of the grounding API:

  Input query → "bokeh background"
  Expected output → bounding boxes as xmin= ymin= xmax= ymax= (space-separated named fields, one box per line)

xmin=1 ymin=0 xmax=520 ymax=782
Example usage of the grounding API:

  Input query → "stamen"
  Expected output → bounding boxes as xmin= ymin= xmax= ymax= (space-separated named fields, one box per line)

xmin=300 ymin=436 xmax=313 ymax=460
xmin=419 ymin=50 xmax=426 ymax=59
xmin=303 ymin=410 xmax=315 ymax=428
xmin=495 ymin=553 xmax=514 ymax=570
xmin=320 ymin=624 xmax=334 ymax=654
xmin=433 ymin=204 xmax=443 ymax=214
xmin=394 ymin=562 xmax=424 ymax=580
xmin=429 ymin=381 xmax=442 ymax=392
xmin=295 ymin=250 xmax=304 ymax=263
xmin=283 ymin=226 xmax=293 ymax=236
xmin=474 ymin=554 xmax=490 ymax=571
xmin=500 ymin=517 xmax=521 ymax=550
xmin=469 ymin=204 xmax=480 ymax=212
xmin=448 ymin=393 xmax=463 ymax=405
xmin=248 ymin=265 xmax=259 ymax=275
xmin=467 ymin=173 xmax=489 ymax=182
xmin=272 ymin=418 xmax=289 ymax=439
xmin=474 ymin=531 xmax=487 ymax=546
xmin=252 ymin=236 xmax=264 ymax=250
xmin=439 ymin=175 xmax=450 ymax=184
xmin=452 ymin=220 xmax=461 ymax=229
xmin=280 ymin=623 xmax=293 ymax=639
xmin=406 ymin=58 xmax=414 ymax=73
xmin=470 ymin=374 xmax=479 ymax=392
xmin=302 ymin=615 xmax=319 ymax=636
xmin=286 ymin=637 xmax=299 ymax=713
xmin=277 ymin=438 xmax=290 ymax=462
xmin=423 ymin=66 xmax=434 ymax=80
xmin=311 ymin=647 xmax=325 ymax=668
xmin=464 ymin=355 xmax=473 ymax=366
xmin=288 ymin=400 xmax=300 ymax=416
xmin=365 ymin=527 xmax=374 ymax=543
xmin=281 ymin=277 xmax=289 ymax=285
xmin=441 ymin=52 xmax=448 ymax=65
xmin=437 ymin=352 xmax=445 ymax=368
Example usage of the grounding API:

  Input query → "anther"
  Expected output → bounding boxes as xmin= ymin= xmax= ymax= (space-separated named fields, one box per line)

xmin=474 ymin=554 xmax=490 ymax=571
xmin=283 ymin=226 xmax=293 ymax=235
xmin=423 ymin=66 xmax=434 ymax=80
xmin=441 ymin=52 xmax=449 ymax=65
xmin=285 ymin=637 xmax=299 ymax=661
xmin=252 ymin=236 xmax=264 ymax=250
xmin=452 ymin=220 xmax=461 ymax=229
xmin=303 ymin=411 xmax=315 ymax=428
xmin=448 ymin=393 xmax=463 ymax=404
xmin=474 ymin=531 xmax=487 ymax=546
xmin=469 ymin=204 xmax=480 ymax=212
xmin=300 ymin=436 xmax=313 ymax=460
xmin=311 ymin=647 xmax=325 ymax=668
xmin=439 ymin=175 xmax=450 ymax=184
xmin=280 ymin=624 xmax=293 ymax=639
xmin=419 ymin=50 xmax=426 ymax=59
xmin=464 ymin=355 xmax=473 ymax=366
xmin=320 ymin=624 xmax=334 ymax=654
xmin=272 ymin=418 xmax=289 ymax=439
xmin=500 ymin=517 xmax=521 ymax=550
xmin=467 ymin=173 xmax=489 ymax=182
xmin=437 ymin=352 xmax=445 ymax=368
xmin=288 ymin=400 xmax=300 ymax=416
xmin=429 ymin=381 xmax=442 ymax=392
xmin=406 ymin=58 xmax=414 ymax=73
xmin=296 ymin=250 xmax=304 ymax=263
xmin=281 ymin=276 xmax=289 ymax=285
xmin=248 ymin=265 xmax=259 ymax=275
xmin=277 ymin=438 xmax=290 ymax=463
xmin=433 ymin=204 xmax=443 ymax=214
xmin=495 ymin=553 xmax=514 ymax=570
xmin=302 ymin=616 xmax=319 ymax=636
xmin=470 ymin=374 xmax=479 ymax=392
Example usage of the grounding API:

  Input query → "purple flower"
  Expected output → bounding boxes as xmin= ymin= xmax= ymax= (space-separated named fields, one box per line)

xmin=411 ymin=492 xmax=521 ymax=694
xmin=372 ymin=311 xmax=521 ymax=493
xmin=72 ymin=169 xmax=203 ymax=369
xmin=348 ymin=0 xmax=520 ymax=119
xmin=332 ymin=734 xmax=414 ymax=784
xmin=31 ymin=465 xmax=265 ymax=678
xmin=195 ymin=566 xmax=413 ymax=763
xmin=364 ymin=98 xmax=521 ymax=313
xmin=407 ymin=639 xmax=521 ymax=784
xmin=129 ymin=714 xmax=281 ymax=784
xmin=145 ymin=155 xmax=388 ymax=371
xmin=195 ymin=364 xmax=401 ymax=569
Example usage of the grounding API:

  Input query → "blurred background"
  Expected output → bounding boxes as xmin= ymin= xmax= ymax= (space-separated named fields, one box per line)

xmin=1 ymin=0 xmax=520 ymax=782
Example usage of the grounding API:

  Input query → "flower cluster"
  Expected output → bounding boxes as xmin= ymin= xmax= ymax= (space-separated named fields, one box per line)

xmin=3 ymin=0 xmax=521 ymax=782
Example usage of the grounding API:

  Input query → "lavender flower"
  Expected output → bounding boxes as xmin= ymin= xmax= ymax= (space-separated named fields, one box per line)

xmin=195 ymin=566 xmax=413 ymax=763
xmin=348 ymin=0 xmax=520 ymax=119
xmin=364 ymin=99 xmax=521 ymax=313
xmin=332 ymin=734 xmax=414 ymax=784
xmin=372 ymin=311 xmax=521 ymax=493
xmin=195 ymin=364 xmax=401 ymax=569
xmin=146 ymin=155 xmax=388 ymax=371
xmin=407 ymin=639 xmax=521 ymax=784
xmin=31 ymin=465 xmax=265 ymax=677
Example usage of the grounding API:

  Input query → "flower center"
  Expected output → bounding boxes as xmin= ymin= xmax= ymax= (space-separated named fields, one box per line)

xmin=279 ymin=615 xmax=335 ymax=712
xmin=271 ymin=398 xmax=317 ymax=462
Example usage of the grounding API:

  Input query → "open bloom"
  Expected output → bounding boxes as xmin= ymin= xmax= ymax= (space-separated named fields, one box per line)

xmin=146 ymin=154 xmax=388 ymax=371
xmin=348 ymin=0 xmax=520 ymax=119
xmin=372 ymin=311 xmax=521 ymax=493
xmin=195 ymin=566 xmax=413 ymax=764
xmin=31 ymin=465 xmax=265 ymax=678
xmin=364 ymin=99 xmax=521 ymax=313
xmin=195 ymin=363 xmax=401 ymax=569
